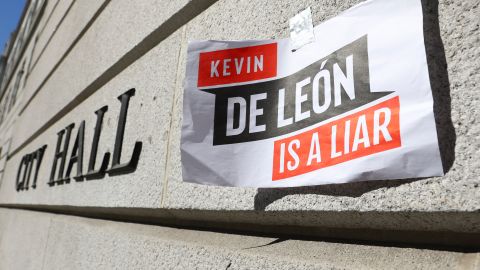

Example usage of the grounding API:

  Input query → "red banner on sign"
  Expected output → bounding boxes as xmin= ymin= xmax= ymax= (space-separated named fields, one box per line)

xmin=272 ymin=96 xmax=401 ymax=181
xmin=197 ymin=43 xmax=277 ymax=87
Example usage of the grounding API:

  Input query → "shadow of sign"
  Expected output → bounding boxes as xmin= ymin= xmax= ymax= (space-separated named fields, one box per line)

xmin=422 ymin=0 xmax=456 ymax=172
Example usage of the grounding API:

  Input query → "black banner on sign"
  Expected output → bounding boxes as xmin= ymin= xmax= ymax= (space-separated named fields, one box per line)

xmin=202 ymin=35 xmax=392 ymax=145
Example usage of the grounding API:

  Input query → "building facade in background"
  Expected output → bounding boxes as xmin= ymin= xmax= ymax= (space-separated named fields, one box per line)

xmin=0 ymin=0 xmax=478 ymax=269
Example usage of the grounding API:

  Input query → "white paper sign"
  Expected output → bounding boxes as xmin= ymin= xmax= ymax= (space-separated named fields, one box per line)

xmin=182 ymin=0 xmax=443 ymax=187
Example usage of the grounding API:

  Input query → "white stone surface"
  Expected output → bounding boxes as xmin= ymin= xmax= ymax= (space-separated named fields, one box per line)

xmin=163 ymin=0 xmax=480 ymax=231
xmin=0 ymin=208 xmax=51 ymax=270
xmin=11 ymin=0 xmax=203 ymax=154
xmin=1 ymin=208 xmax=477 ymax=270
xmin=21 ymin=0 xmax=102 ymax=108
xmin=0 ymin=28 xmax=183 ymax=208
xmin=0 ymin=0 xmax=477 ymax=247
xmin=29 ymin=0 xmax=75 ymax=69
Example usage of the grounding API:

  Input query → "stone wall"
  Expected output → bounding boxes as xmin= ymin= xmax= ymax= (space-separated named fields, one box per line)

xmin=0 ymin=0 xmax=478 ymax=268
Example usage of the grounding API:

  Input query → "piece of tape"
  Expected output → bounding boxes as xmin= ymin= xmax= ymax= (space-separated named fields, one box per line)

xmin=289 ymin=7 xmax=315 ymax=51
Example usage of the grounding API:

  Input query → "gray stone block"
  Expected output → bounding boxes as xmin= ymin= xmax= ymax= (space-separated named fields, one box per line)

xmin=0 ymin=209 xmax=51 ymax=270
xmin=21 ymin=0 xmax=105 ymax=110
xmin=0 ymin=30 xmax=182 ymax=208
xmin=163 ymin=0 xmax=479 ymax=234
xmin=1 ymin=208 xmax=478 ymax=270
xmin=11 ymin=0 xmax=206 ymax=154
xmin=29 ymin=0 xmax=76 ymax=68
xmin=0 ymin=0 xmax=477 ymax=249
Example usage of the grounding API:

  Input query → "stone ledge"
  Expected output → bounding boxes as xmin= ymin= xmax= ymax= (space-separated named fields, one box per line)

xmin=0 ymin=208 xmax=478 ymax=270
xmin=2 ymin=204 xmax=479 ymax=248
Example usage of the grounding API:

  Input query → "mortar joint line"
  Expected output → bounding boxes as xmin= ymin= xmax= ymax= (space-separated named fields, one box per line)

xmin=160 ymin=25 xmax=187 ymax=208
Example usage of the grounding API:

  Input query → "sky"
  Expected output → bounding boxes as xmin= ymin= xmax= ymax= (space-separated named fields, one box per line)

xmin=0 ymin=0 xmax=27 ymax=55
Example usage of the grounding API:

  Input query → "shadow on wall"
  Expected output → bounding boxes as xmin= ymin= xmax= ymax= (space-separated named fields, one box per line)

xmin=254 ymin=0 xmax=456 ymax=211
xmin=422 ymin=0 xmax=456 ymax=172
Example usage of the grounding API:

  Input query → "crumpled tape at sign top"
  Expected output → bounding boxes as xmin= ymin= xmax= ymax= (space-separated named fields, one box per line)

xmin=289 ymin=7 xmax=315 ymax=51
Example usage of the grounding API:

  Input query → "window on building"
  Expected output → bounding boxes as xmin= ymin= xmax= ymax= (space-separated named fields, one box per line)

xmin=9 ymin=61 xmax=25 ymax=110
